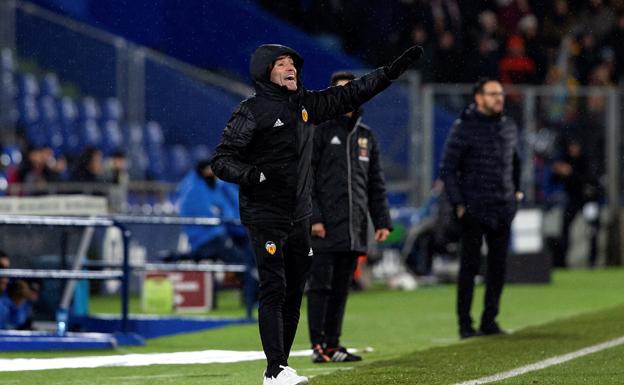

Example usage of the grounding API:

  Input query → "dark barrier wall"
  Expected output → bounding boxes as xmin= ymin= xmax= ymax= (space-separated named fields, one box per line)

xmin=28 ymin=0 xmax=365 ymax=89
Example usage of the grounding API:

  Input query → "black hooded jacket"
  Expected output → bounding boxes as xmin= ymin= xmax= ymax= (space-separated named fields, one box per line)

xmin=311 ymin=112 xmax=392 ymax=253
xmin=439 ymin=104 xmax=521 ymax=228
xmin=212 ymin=44 xmax=392 ymax=225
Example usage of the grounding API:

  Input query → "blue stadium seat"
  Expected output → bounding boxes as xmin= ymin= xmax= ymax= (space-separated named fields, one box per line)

xmin=0 ymin=72 xmax=17 ymax=125
xmin=125 ymin=123 xmax=144 ymax=149
xmin=144 ymin=121 xmax=164 ymax=148
xmin=101 ymin=120 xmax=123 ymax=155
xmin=79 ymin=119 xmax=102 ymax=147
xmin=167 ymin=144 xmax=192 ymax=182
xmin=0 ymin=145 xmax=23 ymax=168
xmin=78 ymin=97 xmax=100 ymax=121
xmin=39 ymin=73 xmax=61 ymax=98
xmin=39 ymin=96 xmax=64 ymax=153
xmin=39 ymin=96 xmax=59 ymax=122
xmin=17 ymin=96 xmax=47 ymax=148
xmin=145 ymin=145 xmax=167 ymax=181
xmin=101 ymin=97 xmax=123 ymax=121
xmin=0 ymin=171 xmax=7 ymax=196
xmin=0 ymin=48 xmax=14 ymax=73
xmin=17 ymin=73 xmax=39 ymax=98
xmin=127 ymin=146 xmax=148 ymax=181
xmin=17 ymin=95 xmax=36 ymax=123
xmin=124 ymin=123 xmax=147 ymax=179
xmin=58 ymin=96 xmax=78 ymax=122
xmin=1 ymin=71 xmax=16 ymax=99
xmin=191 ymin=144 xmax=211 ymax=163
xmin=58 ymin=97 xmax=81 ymax=156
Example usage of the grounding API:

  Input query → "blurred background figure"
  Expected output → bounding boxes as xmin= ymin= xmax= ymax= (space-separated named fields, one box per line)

xmin=551 ymin=137 xmax=602 ymax=268
xmin=175 ymin=159 xmax=257 ymax=316
xmin=8 ymin=144 xmax=61 ymax=194
xmin=307 ymin=71 xmax=392 ymax=364
xmin=440 ymin=79 xmax=522 ymax=339
xmin=0 ymin=250 xmax=10 ymax=294
xmin=102 ymin=149 xmax=128 ymax=185
xmin=0 ymin=280 xmax=32 ymax=330
xmin=70 ymin=146 xmax=103 ymax=183
xmin=174 ymin=160 xmax=244 ymax=263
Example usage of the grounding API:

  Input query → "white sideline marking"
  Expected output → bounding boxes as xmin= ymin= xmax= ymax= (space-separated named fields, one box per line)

xmin=0 ymin=348 xmax=368 ymax=372
xmin=452 ymin=336 xmax=624 ymax=385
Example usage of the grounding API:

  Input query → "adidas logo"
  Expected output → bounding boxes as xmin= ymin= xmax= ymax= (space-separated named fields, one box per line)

xmin=259 ymin=172 xmax=266 ymax=183
xmin=308 ymin=248 xmax=314 ymax=256
xmin=273 ymin=118 xmax=284 ymax=127
xmin=330 ymin=136 xmax=341 ymax=145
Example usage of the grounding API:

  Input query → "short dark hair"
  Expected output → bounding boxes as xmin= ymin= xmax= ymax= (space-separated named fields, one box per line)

xmin=7 ymin=280 xmax=31 ymax=301
xmin=472 ymin=77 xmax=499 ymax=97
xmin=195 ymin=159 xmax=212 ymax=175
xmin=110 ymin=149 xmax=126 ymax=159
xmin=330 ymin=71 xmax=356 ymax=86
xmin=268 ymin=54 xmax=296 ymax=78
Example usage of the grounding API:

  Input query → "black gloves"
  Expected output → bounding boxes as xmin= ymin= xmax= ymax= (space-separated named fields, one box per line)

xmin=385 ymin=45 xmax=424 ymax=80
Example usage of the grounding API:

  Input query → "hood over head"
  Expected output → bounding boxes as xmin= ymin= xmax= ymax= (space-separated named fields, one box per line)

xmin=249 ymin=44 xmax=304 ymax=95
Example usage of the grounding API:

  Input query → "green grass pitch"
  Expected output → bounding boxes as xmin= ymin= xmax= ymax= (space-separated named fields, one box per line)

xmin=1 ymin=268 xmax=623 ymax=384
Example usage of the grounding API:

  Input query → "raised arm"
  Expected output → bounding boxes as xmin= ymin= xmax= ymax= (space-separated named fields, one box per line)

xmin=304 ymin=46 xmax=424 ymax=124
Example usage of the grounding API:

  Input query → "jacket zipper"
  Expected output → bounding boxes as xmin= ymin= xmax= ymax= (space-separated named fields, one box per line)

xmin=292 ymin=110 xmax=302 ymax=225
xmin=346 ymin=117 xmax=361 ymax=250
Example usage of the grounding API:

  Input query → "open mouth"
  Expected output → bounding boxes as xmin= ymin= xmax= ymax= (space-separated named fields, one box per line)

xmin=285 ymin=75 xmax=296 ymax=81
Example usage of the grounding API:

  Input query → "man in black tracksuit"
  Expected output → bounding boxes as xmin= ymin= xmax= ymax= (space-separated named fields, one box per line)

xmin=211 ymin=44 xmax=422 ymax=385
xmin=307 ymin=71 xmax=391 ymax=364
xmin=440 ymin=78 xmax=522 ymax=339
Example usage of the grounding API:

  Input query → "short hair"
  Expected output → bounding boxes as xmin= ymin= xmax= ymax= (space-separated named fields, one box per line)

xmin=110 ymin=149 xmax=126 ymax=159
xmin=472 ymin=77 xmax=500 ymax=97
xmin=195 ymin=159 xmax=212 ymax=175
xmin=330 ymin=71 xmax=356 ymax=86
xmin=267 ymin=54 xmax=295 ymax=77
xmin=7 ymin=280 xmax=31 ymax=301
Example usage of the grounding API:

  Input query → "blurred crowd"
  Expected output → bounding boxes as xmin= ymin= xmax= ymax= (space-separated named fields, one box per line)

xmin=3 ymin=143 xmax=128 ymax=196
xmin=259 ymin=0 xmax=624 ymax=86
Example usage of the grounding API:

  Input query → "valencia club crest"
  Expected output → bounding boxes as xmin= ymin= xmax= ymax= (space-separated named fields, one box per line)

xmin=265 ymin=241 xmax=277 ymax=255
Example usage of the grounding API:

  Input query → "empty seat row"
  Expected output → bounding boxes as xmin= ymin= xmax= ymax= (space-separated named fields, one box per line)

xmin=1 ymin=49 xmax=210 ymax=182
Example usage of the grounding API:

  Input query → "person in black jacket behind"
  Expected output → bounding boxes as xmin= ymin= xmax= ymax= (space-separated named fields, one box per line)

xmin=440 ymin=78 xmax=523 ymax=339
xmin=307 ymin=71 xmax=391 ymax=364
xmin=551 ymin=137 xmax=602 ymax=268
xmin=212 ymin=44 xmax=422 ymax=385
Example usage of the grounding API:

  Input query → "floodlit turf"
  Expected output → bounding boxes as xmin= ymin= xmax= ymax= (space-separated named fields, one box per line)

xmin=1 ymin=268 xmax=623 ymax=384
xmin=312 ymin=304 xmax=624 ymax=384
xmin=499 ymin=344 xmax=624 ymax=385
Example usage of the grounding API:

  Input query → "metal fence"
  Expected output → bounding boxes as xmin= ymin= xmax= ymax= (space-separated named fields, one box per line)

xmin=1 ymin=1 xmax=622 ymax=265
xmin=418 ymin=84 xmax=623 ymax=265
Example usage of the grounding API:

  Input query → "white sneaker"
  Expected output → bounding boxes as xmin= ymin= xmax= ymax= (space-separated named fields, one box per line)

xmin=262 ymin=372 xmax=273 ymax=385
xmin=263 ymin=366 xmax=308 ymax=385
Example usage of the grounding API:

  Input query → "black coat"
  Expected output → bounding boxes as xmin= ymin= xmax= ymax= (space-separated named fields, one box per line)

xmin=439 ymin=104 xmax=521 ymax=228
xmin=212 ymin=44 xmax=392 ymax=225
xmin=311 ymin=113 xmax=392 ymax=253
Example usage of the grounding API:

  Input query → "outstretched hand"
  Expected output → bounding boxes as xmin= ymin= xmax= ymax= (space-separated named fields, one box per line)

xmin=386 ymin=45 xmax=424 ymax=80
